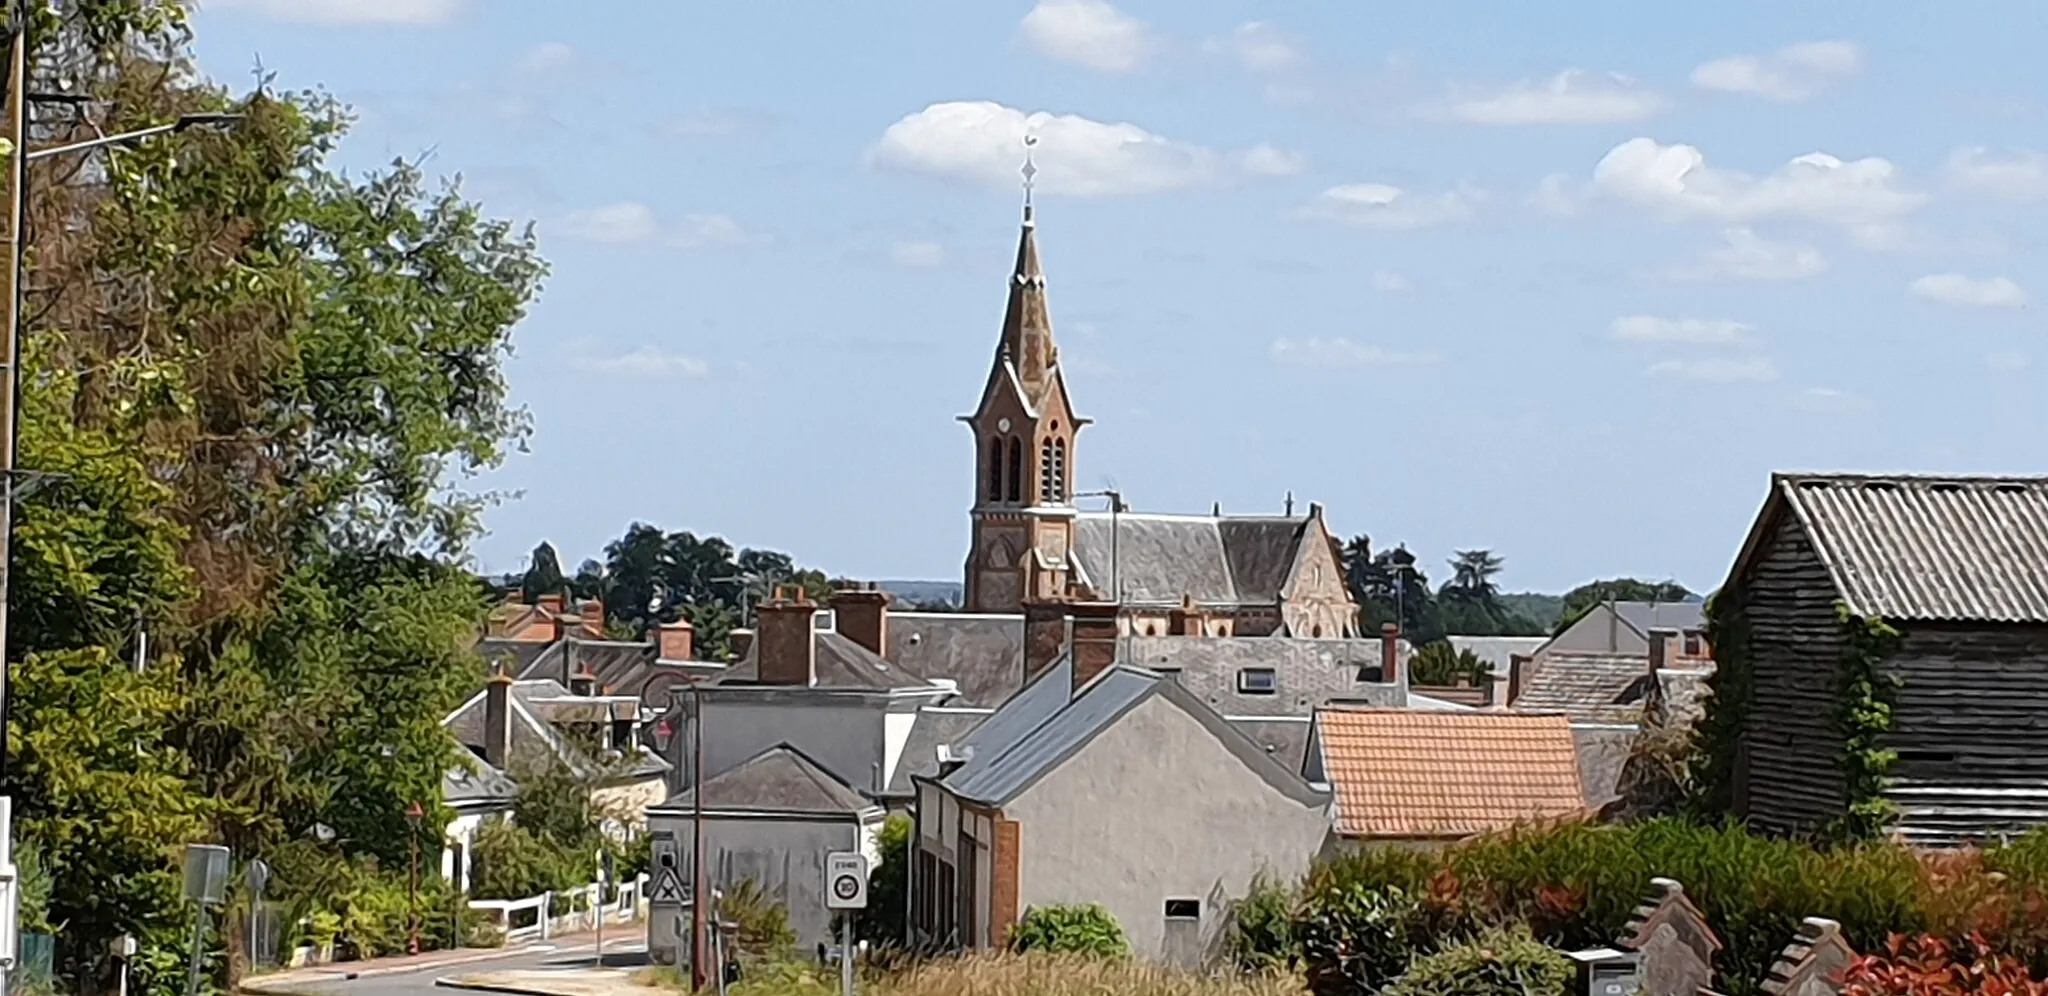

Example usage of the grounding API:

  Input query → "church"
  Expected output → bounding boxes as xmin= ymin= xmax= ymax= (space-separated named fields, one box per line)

xmin=958 ymin=203 xmax=1359 ymax=641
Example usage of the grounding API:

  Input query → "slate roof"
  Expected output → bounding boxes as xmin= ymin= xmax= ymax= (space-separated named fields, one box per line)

xmin=1512 ymin=652 xmax=1652 ymax=724
xmin=1314 ymin=709 xmax=1587 ymax=838
xmin=1225 ymin=716 xmax=1316 ymax=774
xmin=667 ymin=744 xmax=874 ymax=815
xmin=443 ymin=755 xmax=518 ymax=808
xmin=718 ymin=631 xmax=939 ymax=692
xmin=1069 ymin=512 xmax=1318 ymax=607
xmin=939 ymin=663 xmax=1326 ymax=809
xmin=884 ymin=613 xmax=1026 ymax=706
xmin=443 ymin=679 xmax=673 ymax=782
xmin=1741 ymin=473 xmax=2048 ymax=623
xmin=478 ymin=637 xmax=662 ymax=700
xmin=1612 ymin=601 xmax=1707 ymax=637
xmin=1448 ymin=636 xmax=1549 ymax=676
xmin=885 ymin=707 xmax=994 ymax=796
xmin=1123 ymin=635 xmax=1409 ymax=717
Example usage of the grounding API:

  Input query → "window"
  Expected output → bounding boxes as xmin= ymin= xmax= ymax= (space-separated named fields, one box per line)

xmin=1237 ymin=668 xmax=1278 ymax=695
xmin=1682 ymin=631 xmax=1703 ymax=656
xmin=1164 ymin=899 xmax=1201 ymax=920
xmin=1006 ymin=438 xmax=1023 ymax=503
xmin=987 ymin=438 xmax=1004 ymax=502
xmin=1052 ymin=439 xmax=1066 ymax=501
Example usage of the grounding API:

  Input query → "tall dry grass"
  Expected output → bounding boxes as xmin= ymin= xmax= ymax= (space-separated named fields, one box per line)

xmin=877 ymin=953 xmax=1308 ymax=996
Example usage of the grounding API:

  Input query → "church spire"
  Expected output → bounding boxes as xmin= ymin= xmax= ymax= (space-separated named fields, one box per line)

xmin=1001 ymin=137 xmax=1055 ymax=398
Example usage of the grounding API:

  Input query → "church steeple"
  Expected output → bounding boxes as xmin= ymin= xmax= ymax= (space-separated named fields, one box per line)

xmin=1000 ymin=207 xmax=1056 ymax=399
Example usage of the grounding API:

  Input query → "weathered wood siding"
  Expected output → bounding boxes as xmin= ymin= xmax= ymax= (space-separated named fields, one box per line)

xmin=1884 ymin=624 xmax=2048 ymax=845
xmin=1739 ymin=513 xmax=1850 ymax=835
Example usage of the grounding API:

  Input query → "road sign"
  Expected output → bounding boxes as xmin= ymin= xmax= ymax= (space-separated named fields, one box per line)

xmin=650 ymin=868 xmax=686 ymax=905
xmin=825 ymin=852 xmax=867 ymax=910
xmin=182 ymin=845 xmax=230 ymax=906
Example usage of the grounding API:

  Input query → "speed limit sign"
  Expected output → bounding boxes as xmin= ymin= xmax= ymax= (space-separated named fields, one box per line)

xmin=825 ymin=851 xmax=867 ymax=910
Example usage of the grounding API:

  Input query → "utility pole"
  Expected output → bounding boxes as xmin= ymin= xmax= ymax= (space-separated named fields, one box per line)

xmin=690 ymin=680 xmax=707 ymax=991
xmin=0 ymin=0 xmax=29 ymax=788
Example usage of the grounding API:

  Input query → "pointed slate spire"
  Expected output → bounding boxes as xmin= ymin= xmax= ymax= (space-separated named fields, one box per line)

xmin=1000 ymin=202 xmax=1055 ymax=398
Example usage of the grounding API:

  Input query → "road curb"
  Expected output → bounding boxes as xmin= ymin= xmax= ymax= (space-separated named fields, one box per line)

xmin=432 ymin=980 xmax=565 ymax=996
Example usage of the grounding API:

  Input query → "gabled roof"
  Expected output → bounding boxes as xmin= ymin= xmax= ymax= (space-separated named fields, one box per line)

xmin=1216 ymin=518 xmax=1309 ymax=603
xmin=1448 ymin=636 xmax=1549 ymax=676
xmin=885 ymin=706 xmax=996 ymax=796
xmin=1512 ymin=652 xmax=1651 ymax=724
xmin=477 ymin=636 xmax=661 ymax=699
xmin=1612 ymin=601 xmax=1706 ymax=637
xmin=718 ymin=631 xmax=940 ymax=692
xmin=443 ymin=679 xmax=672 ymax=783
xmin=1313 ymin=709 xmax=1586 ymax=839
xmin=1730 ymin=473 xmax=2048 ymax=623
xmin=938 ymin=663 xmax=1327 ymax=809
xmin=1123 ymin=635 xmax=1406 ymax=717
xmin=668 ymin=743 xmax=874 ymax=815
xmin=1069 ymin=511 xmax=1331 ymax=609
xmin=885 ymin=612 xmax=1026 ymax=706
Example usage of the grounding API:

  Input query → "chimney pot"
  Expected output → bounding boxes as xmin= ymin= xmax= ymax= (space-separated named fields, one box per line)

xmin=1023 ymin=600 xmax=1069 ymax=684
xmin=728 ymin=628 xmax=755 ymax=661
xmin=1379 ymin=622 xmax=1400 ymax=685
xmin=1069 ymin=602 xmax=1121 ymax=696
xmin=484 ymin=667 xmax=514 ymax=768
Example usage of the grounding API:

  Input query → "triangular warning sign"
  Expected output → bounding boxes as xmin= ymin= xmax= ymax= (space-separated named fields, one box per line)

xmin=650 ymin=869 xmax=686 ymax=904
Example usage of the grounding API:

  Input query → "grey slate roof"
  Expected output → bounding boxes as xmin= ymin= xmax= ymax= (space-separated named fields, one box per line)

xmin=719 ymin=632 xmax=938 ymax=692
xmin=885 ymin=613 xmax=1026 ymax=706
xmin=1448 ymin=636 xmax=1550 ymax=676
xmin=939 ymin=663 xmax=1328 ymax=809
xmin=1612 ymin=602 xmax=1707 ymax=637
xmin=1070 ymin=512 xmax=1316 ymax=607
xmin=1752 ymin=473 xmax=2048 ymax=623
xmin=478 ymin=637 xmax=662 ymax=699
xmin=667 ymin=744 xmax=873 ymax=815
xmin=443 ymin=755 xmax=518 ymax=808
xmin=1123 ymin=636 xmax=1408 ymax=717
xmin=886 ymin=707 xmax=994 ymax=796
xmin=1512 ymin=652 xmax=1651 ymax=724
xmin=444 ymin=679 xmax=673 ymax=782
xmin=958 ymin=654 xmax=1075 ymax=760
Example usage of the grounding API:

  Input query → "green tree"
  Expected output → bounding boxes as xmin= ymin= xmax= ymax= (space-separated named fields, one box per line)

xmin=859 ymin=815 xmax=911 ymax=947
xmin=1409 ymin=642 xmax=1490 ymax=687
xmin=1555 ymin=578 xmax=1696 ymax=634
xmin=1343 ymin=537 xmax=1443 ymax=645
xmin=521 ymin=542 xmax=568 ymax=603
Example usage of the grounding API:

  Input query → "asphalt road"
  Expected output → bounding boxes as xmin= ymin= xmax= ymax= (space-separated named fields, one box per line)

xmin=263 ymin=940 xmax=651 ymax=996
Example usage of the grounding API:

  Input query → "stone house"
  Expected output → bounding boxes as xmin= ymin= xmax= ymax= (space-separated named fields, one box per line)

xmin=1304 ymin=708 xmax=1586 ymax=847
xmin=443 ymin=671 xmax=673 ymax=833
xmin=1713 ymin=473 xmax=2048 ymax=843
xmin=911 ymin=642 xmax=1332 ymax=967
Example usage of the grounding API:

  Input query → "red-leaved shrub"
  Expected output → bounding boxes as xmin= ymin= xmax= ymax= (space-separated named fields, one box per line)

xmin=1841 ymin=933 xmax=2048 ymax=996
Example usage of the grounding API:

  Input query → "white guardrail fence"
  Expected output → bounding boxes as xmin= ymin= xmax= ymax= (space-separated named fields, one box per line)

xmin=468 ymin=873 xmax=650 ymax=944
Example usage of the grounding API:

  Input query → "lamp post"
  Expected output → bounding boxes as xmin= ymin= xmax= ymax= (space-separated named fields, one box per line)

xmin=689 ymin=680 xmax=707 ymax=991
xmin=404 ymin=801 xmax=424 ymax=956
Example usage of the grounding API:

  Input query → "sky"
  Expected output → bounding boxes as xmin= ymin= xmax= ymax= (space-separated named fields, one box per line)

xmin=187 ymin=0 xmax=2048 ymax=595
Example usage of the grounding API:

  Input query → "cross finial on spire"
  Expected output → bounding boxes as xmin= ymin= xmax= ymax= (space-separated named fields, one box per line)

xmin=1021 ymin=134 xmax=1039 ymax=225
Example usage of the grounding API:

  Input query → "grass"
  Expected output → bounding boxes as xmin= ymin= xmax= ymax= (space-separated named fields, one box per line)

xmin=715 ymin=952 xmax=1307 ymax=996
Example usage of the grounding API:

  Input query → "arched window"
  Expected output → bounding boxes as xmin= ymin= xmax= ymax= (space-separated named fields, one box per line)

xmin=987 ymin=437 xmax=1004 ymax=502
xmin=1005 ymin=437 xmax=1023 ymax=503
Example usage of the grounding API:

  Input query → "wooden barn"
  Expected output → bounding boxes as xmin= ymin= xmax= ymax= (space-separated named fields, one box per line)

xmin=1711 ymin=473 xmax=2048 ymax=844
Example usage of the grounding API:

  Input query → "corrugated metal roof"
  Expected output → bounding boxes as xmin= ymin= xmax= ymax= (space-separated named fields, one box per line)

xmin=1780 ymin=474 xmax=2048 ymax=622
xmin=943 ymin=667 xmax=1158 ymax=805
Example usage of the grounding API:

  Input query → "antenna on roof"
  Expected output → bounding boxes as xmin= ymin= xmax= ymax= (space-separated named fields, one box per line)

xmin=1021 ymin=134 xmax=1039 ymax=224
xmin=1285 ymin=491 xmax=1295 ymax=517
xmin=1212 ymin=501 xmax=1221 ymax=517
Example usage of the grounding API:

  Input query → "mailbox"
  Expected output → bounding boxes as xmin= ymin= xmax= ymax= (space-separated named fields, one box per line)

xmin=1568 ymin=947 xmax=1639 ymax=996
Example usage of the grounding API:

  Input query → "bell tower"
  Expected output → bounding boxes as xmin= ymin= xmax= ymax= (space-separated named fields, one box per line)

xmin=960 ymin=183 xmax=1089 ymax=613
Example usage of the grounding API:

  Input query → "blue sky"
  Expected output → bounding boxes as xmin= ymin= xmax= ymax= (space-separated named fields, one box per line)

xmin=190 ymin=0 xmax=2048 ymax=594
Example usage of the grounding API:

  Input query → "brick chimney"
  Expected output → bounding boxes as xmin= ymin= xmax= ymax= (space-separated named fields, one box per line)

xmin=754 ymin=587 xmax=816 ymax=686
xmin=656 ymin=618 xmax=694 ymax=662
xmin=577 ymin=598 xmax=606 ymax=638
xmin=830 ymin=583 xmax=890 ymax=658
xmin=569 ymin=670 xmax=597 ymax=697
xmin=1070 ymin=601 xmax=1122 ymax=695
xmin=728 ymin=628 xmax=754 ymax=662
xmin=1170 ymin=594 xmax=1205 ymax=636
xmin=484 ymin=667 xmax=514 ymax=768
xmin=1507 ymin=653 xmax=1530 ymax=705
xmin=1648 ymin=628 xmax=1674 ymax=675
xmin=1023 ymin=600 xmax=1069 ymax=684
xmin=1380 ymin=622 xmax=1401 ymax=684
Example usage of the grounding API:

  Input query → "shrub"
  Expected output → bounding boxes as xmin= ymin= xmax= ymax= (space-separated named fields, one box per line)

xmin=879 ymin=951 xmax=1307 ymax=996
xmin=470 ymin=817 xmax=583 ymax=900
xmin=718 ymin=878 xmax=797 ymax=961
xmin=860 ymin=815 xmax=912 ymax=947
xmin=1007 ymin=904 xmax=1129 ymax=958
xmin=1841 ymin=933 xmax=2048 ymax=995
xmin=1294 ymin=883 xmax=1419 ymax=996
xmin=1382 ymin=924 xmax=1573 ymax=996
xmin=1227 ymin=875 xmax=1299 ymax=973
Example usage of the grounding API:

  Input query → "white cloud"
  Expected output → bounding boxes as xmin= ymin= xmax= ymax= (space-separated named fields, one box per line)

xmin=1589 ymin=138 xmax=1923 ymax=229
xmin=1441 ymin=70 xmax=1667 ymax=125
xmin=1908 ymin=273 xmax=2029 ymax=309
xmin=558 ymin=202 xmax=660 ymax=244
xmin=1208 ymin=21 xmax=1302 ymax=73
xmin=1664 ymin=228 xmax=1829 ymax=281
xmin=1271 ymin=338 xmax=1439 ymax=368
xmin=520 ymin=42 xmax=576 ymax=73
xmin=1299 ymin=183 xmax=1478 ymax=231
xmin=1611 ymin=315 xmax=1754 ymax=345
xmin=1947 ymin=147 xmax=2048 ymax=202
xmin=889 ymin=241 xmax=946 ymax=267
xmin=1792 ymin=387 xmax=1871 ymax=415
xmin=1372 ymin=271 xmax=1410 ymax=292
xmin=555 ymin=204 xmax=763 ymax=249
xmin=869 ymin=101 xmax=1292 ymax=197
xmin=1987 ymin=350 xmax=2032 ymax=373
xmin=1692 ymin=41 xmax=1862 ymax=102
xmin=206 ymin=0 xmax=462 ymax=25
xmin=572 ymin=347 xmax=709 ymax=380
xmin=1018 ymin=0 xmax=1151 ymax=73
xmin=1239 ymin=144 xmax=1307 ymax=176
xmin=1647 ymin=357 xmax=1780 ymax=382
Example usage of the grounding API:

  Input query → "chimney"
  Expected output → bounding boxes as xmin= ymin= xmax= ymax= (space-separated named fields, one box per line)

xmin=1648 ymin=628 xmax=1674 ymax=675
xmin=1307 ymin=501 xmax=1324 ymax=520
xmin=830 ymin=583 xmax=890 ymax=658
xmin=578 ymin=598 xmax=606 ymax=638
xmin=1380 ymin=622 xmax=1401 ymax=684
xmin=569 ymin=670 xmax=597 ymax=697
xmin=536 ymin=593 xmax=565 ymax=616
xmin=1024 ymin=600 xmax=1069 ymax=683
xmin=484 ymin=667 xmax=514 ymax=768
xmin=1069 ymin=601 xmax=1121 ymax=695
xmin=1606 ymin=598 xmax=1619 ymax=651
xmin=656 ymin=618 xmax=695 ymax=662
xmin=1170 ymin=594 xmax=1204 ymax=636
xmin=1507 ymin=653 xmax=1530 ymax=705
xmin=728 ymin=628 xmax=755 ymax=662
xmin=754 ymin=587 xmax=817 ymax=686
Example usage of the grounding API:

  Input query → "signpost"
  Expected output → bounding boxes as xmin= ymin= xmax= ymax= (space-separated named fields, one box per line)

xmin=182 ymin=845 xmax=230 ymax=996
xmin=825 ymin=852 xmax=866 ymax=996
xmin=594 ymin=848 xmax=612 ymax=967
xmin=0 ymin=797 xmax=19 ymax=996
xmin=647 ymin=831 xmax=682 ymax=966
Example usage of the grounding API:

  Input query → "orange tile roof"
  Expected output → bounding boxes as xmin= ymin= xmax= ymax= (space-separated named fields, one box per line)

xmin=1315 ymin=709 xmax=1587 ymax=839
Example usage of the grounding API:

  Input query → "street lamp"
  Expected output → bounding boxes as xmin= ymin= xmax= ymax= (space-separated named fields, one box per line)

xmin=22 ymin=112 xmax=244 ymax=162
xmin=404 ymin=800 xmax=424 ymax=956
